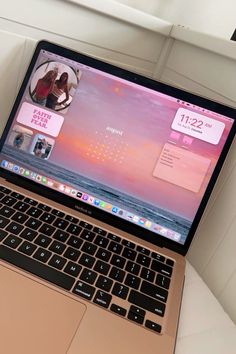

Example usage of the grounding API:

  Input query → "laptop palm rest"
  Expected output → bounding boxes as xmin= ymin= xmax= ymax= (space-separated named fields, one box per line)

xmin=0 ymin=265 xmax=86 ymax=354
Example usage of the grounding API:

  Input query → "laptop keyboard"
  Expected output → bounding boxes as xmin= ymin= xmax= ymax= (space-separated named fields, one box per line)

xmin=0 ymin=185 xmax=174 ymax=334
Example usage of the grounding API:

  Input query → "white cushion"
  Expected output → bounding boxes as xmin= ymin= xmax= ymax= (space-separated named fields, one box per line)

xmin=176 ymin=262 xmax=236 ymax=353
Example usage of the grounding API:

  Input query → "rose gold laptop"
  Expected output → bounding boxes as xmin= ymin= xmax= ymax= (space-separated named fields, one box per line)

xmin=0 ymin=40 xmax=235 ymax=354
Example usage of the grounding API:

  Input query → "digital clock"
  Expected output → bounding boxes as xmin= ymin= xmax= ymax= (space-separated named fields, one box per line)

xmin=172 ymin=108 xmax=225 ymax=144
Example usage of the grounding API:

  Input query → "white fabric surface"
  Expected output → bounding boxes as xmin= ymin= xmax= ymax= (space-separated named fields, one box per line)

xmin=176 ymin=262 xmax=236 ymax=353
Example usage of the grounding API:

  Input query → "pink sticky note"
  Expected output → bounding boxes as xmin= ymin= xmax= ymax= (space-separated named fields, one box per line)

xmin=17 ymin=102 xmax=64 ymax=137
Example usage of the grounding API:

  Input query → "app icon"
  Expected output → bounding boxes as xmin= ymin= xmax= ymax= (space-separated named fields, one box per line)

xmin=139 ymin=218 xmax=145 ymax=225
xmin=118 ymin=209 xmax=124 ymax=216
xmin=24 ymin=170 xmax=30 ymax=177
xmin=13 ymin=165 xmax=20 ymax=173
xmin=100 ymin=201 xmax=106 ymax=208
xmin=133 ymin=215 xmax=139 ymax=223
xmin=59 ymin=184 xmax=65 ymax=192
xmin=1 ymin=160 xmax=8 ymax=168
xmin=36 ymin=174 xmax=42 ymax=182
xmin=71 ymin=189 xmax=77 ymax=196
xmin=77 ymin=192 xmax=83 ymax=198
xmin=127 ymin=212 xmax=133 ymax=220
xmin=145 ymin=220 xmax=152 ymax=228
xmin=31 ymin=172 xmax=37 ymax=180
xmin=112 ymin=206 xmax=118 ymax=213
xmin=88 ymin=196 xmax=94 ymax=204
xmin=19 ymin=167 xmax=25 ymax=175
xmin=94 ymin=199 xmax=100 ymax=206
xmin=82 ymin=194 xmax=89 ymax=201
xmin=65 ymin=187 xmax=71 ymax=194
xmin=42 ymin=177 xmax=47 ymax=184
xmin=8 ymin=163 xmax=14 ymax=170
xmin=47 ymin=180 xmax=54 ymax=187
xmin=105 ymin=203 xmax=112 ymax=210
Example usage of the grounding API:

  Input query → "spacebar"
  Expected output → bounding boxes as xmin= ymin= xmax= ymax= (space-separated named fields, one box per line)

xmin=0 ymin=245 xmax=75 ymax=290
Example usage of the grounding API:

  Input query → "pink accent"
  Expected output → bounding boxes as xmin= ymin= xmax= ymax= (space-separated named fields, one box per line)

xmin=183 ymin=135 xmax=193 ymax=145
xmin=170 ymin=131 xmax=181 ymax=141
xmin=16 ymin=102 xmax=64 ymax=137
xmin=153 ymin=143 xmax=211 ymax=193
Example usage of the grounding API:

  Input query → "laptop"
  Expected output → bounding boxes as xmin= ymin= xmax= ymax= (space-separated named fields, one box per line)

xmin=0 ymin=40 xmax=235 ymax=354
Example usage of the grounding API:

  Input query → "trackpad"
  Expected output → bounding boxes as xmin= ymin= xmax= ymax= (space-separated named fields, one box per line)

xmin=0 ymin=266 xmax=86 ymax=354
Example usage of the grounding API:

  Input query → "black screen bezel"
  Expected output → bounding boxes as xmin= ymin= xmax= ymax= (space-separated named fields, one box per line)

xmin=0 ymin=40 xmax=235 ymax=256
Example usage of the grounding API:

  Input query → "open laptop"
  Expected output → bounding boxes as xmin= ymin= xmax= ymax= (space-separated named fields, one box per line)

xmin=0 ymin=40 xmax=235 ymax=354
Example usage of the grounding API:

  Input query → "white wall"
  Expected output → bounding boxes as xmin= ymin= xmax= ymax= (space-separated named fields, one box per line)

xmin=114 ymin=0 xmax=236 ymax=39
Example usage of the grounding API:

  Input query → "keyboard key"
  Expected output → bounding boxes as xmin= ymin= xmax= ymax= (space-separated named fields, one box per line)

xmin=81 ymin=241 xmax=97 ymax=255
xmin=33 ymin=248 xmax=52 ymax=263
xmin=78 ymin=253 xmax=96 ymax=268
xmin=140 ymin=281 xmax=168 ymax=303
xmin=1 ymin=195 xmax=17 ymax=207
xmin=18 ymin=241 xmax=37 ymax=256
xmin=122 ymin=240 xmax=135 ymax=249
xmin=53 ymin=229 xmax=70 ymax=243
xmin=0 ymin=205 xmax=15 ymax=218
xmin=122 ymin=247 xmax=137 ymax=261
xmin=151 ymin=252 xmax=165 ymax=263
xmin=125 ymin=274 xmax=141 ymax=290
xmin=51 ymin=209 xmax=65 ymax=218
xmin=129 ymin=305 xmax=146 ymax=317
xmin=136 ymin=254 xmax=151 ymax=267
xmin=107 ymin=233 xmax=121 ymax=243
xmin=14 ymin=201 xmax=30 ymax=213
xmin=66 ymin=215 xmax=79 ymax=224
xmin=24 ymin=197 xmax=38 ymax=206
xmin=38 ymin=203 xmax=51 ymax=212
xmin=94 ymin=260 xmax=111 ymax=276
xmin=112 ymin=282 xmax=129 ymax=299
xmin=67 ymin=236 xmax=83 ymax=249
xmin=25 ymin=217 xmax=42 ymax=230
xmin=27 ymin=207 xmax=42 ymax=218
xmin=39 ymin=224 xmax=56 ymax=237
xmin=20 ymin=228 xmax=38 ymax=242
xmin=140 ymin=267 xmax=155 ymax=283
xmin=125 ymin=261 xmax=140 ymax=275
xmin=128 ymin=290 xmax=166 ymax=317
xmin=109 ymin=267 xmax=125 ymax=282
xmin=67 ymin=224 xmax=82 ymax=236
xmin=93 ymin=290 xmax=112 ymax=309
xmin=0 ymin=245 xmax=75 ymax=290
xmin=64 ymin=262 xmax=82 ymax=277
xmin=64 ymin=247 xmax=81 ymax=262
xmin=73 ymin=280 xmax=95 ymax=300
xmin=0 ymin=230 xmax=8 ymax=242
xmin=3 ymin=235 xmax=22 ymax=249
xmin=145 ymin=320 xmax=162 ymax=333
xmin=166 ymin=259 xmax=174 ymax=267
xmin=34 ymin=234 xmax=52 ymax=248
xmin=110 ymin=255 xmax=126 ymax=269
xmin=12 ymin=211 xmax=29 ymax=224
xmin=137 ymin=246 xmax=150 ymax=256
xmin=40 ymin=212 xmax=56 ymax=224
xmin=0 ymin=186 xmax=11 ymax=194
xmin=79 ymin=220 xmax=92 ymax=230
xmin=96 ymin=275 xmax=113 ymax=292
xmin=156 ymin=274 xmax=170 ymax=290
xmin=80 ymin=268 xmax=97 ymax=284
xmin=48 ymin=255 xmax=67 ymax=270
xmin=93 ymin=227 xmax=107 ymax=236
xmin=53 ymin=218 xmax=69 ymax=230
xmin=151 ymin=260 xmax=172 ymax=278
xmin=128 ymin=311 xmax=144 ymax=325
xmin=0 ymin=215 xmax=10 ymax=228
xmin=110 ymin=304 xmax=127 ymax=317
xmin=96 ymin=248 xmax=111 ymax=262
xmin=49 ymin=241 xmax=66 ymax=255
xmin=108 ymin=241 xmax=123 ymax=255
xmin=10 ymin=192 xmax=24 ymax=200
xmin=80 ymin=230 xmax=95 ymax=242
xmin=94 ymin=235 xmax=109 ymax=248
xmin=6 ymin=222 xmax=24 ymax=235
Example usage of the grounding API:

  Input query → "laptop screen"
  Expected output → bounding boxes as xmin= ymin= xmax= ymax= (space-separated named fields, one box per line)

xmin=0 ymin=45 xmax=235 ymax=248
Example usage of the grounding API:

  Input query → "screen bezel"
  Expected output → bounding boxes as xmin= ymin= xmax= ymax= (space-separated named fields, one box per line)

xmin=0 ymin=40 xmax=235 ymax=256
